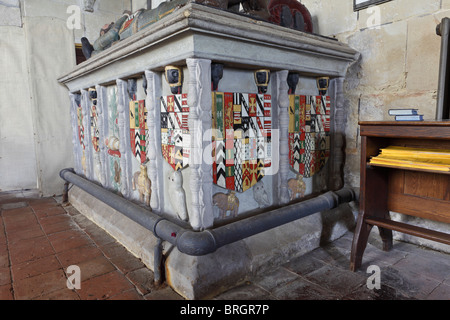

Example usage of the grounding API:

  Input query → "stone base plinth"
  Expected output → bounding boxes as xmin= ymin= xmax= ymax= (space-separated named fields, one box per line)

xmin=69 ymin=185 xmax=356 ymax=299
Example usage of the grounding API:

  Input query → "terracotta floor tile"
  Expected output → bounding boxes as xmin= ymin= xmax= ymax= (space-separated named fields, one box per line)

xmin=6 ymin=224 xmax=45 ymax=244
xmin=78 ymin=271 xmax=134 ymax=300
xmin=82 ymin=226 xmax=116 ymax=246
xmin=100 ymin=241 xmax=131 ymax=259
xmin=13 ymin=269 xmax=67 ymax=300
xmin=108 ymin=251 xmax=145 ymax=274
xmin=28 ymin=198 xmax=57 ymax=208
xmin=57 ymin=244 xmax=104 ymax=268
xmin=11 ymin=255 xmax=62 ymax=281
xmin=0 ymin=284 xmax=13 ymax=300
xmin=38 ymin=214 xmax=71 ymax=226
xmin=9 ymin=236 xmax=55 ymax=265
xmin=0 ymin=231 xmax=7 ymax=246
xmin=0 ymin=246 xmax=9 ymax=268
xmin=76 ymin=256 xmax=116 ymax=282
xmin=48 ymin=229 xmax=93 ymax=253
xmin=34 ymin=206 xmax=66 ymax=218
xmin=0 ymin=266 xmax=11 ymax=286
xmin=125 ymin=268 xmax=156 ymax=295
xmin=40 ymin=220 xmax=76 ymax=235
xmin=1 ymin=206 xmax=33 ymax=217
xmin=3 ymin=216 xmax=39 ymax=233
xmin=33 ymin=287 xmax=80 ymax=300
xmin=2 ymin=211 xmax=36 ymax=224
xmin=63 ymin=205 xmax=81 ymax=217
xmin=108 ymin=288 xmax=144 ymax=300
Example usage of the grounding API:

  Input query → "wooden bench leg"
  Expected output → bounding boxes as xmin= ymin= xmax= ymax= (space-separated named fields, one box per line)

xmin=350 ymin=214 xmax=373 ymax=272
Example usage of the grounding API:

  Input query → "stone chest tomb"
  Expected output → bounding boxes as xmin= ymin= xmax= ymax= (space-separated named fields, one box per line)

xmin=58 ymin=2 xmax=359 ymax=299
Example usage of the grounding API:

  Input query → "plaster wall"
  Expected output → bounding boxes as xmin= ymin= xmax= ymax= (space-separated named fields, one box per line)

xmin=302 ymin=0 xmax=450 ymax=252
xmin=0 ymin=0 xmax=131 ymax=195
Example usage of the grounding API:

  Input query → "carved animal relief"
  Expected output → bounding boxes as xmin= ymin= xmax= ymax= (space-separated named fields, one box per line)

xmin=132 ymin=165 xmax=152 ymax=208
xmin=213 ymin=191 xmax=240 ymax=219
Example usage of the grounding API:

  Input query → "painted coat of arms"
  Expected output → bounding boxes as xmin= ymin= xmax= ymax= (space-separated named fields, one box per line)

xmin=89 ymin=89 xmax=99 ymax=153
xmin=129 ymin=99 xmax=148 ymax=164
xmin=289 ymin=95 xmax=331 ymax=177
xmin=160 ymin=94 xmax=190 ymax=171
xmin=212 ymin=92 xmax=272 ymax=192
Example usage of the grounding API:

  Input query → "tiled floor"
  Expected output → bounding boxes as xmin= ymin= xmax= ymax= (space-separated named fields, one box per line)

xmin=0 ymin=190 xmax=182 ymax=300
xmin=1 ymin=189 xmax=449 ymax=300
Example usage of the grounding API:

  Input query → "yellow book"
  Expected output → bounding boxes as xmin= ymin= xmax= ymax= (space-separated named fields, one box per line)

xmin=375 ymin=154 xmax=450 ymax=165
xmin=370 ymin=157 xmax=450 ymax=172
xmin=380 ymin=146 xmax=450 ymax=160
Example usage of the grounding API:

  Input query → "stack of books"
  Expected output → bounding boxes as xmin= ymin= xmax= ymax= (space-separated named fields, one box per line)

xmin=388 ymin=108 xmax=423 ymax=121
xmin=369 ymin=146 xmax=450 ymax=172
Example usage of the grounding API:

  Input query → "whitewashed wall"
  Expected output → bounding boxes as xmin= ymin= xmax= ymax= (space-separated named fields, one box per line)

xmin=0 ymin=0 xmax=131 ymax=195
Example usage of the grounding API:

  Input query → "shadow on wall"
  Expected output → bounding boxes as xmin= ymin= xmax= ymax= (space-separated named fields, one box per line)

xmin=319 ymin=202 xmax=359 ymax=246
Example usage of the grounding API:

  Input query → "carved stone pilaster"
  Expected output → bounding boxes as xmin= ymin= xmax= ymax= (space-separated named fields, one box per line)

xmin=69 ymin=93 xmax=83 ymax=175
xmin=81 ymin=89 xmax=93 ymax=179
xmin=145 ymin=70 xmax=163 ymax=212
xmin=186 ymin=58 xmax=213 ymax=231
xmin=328 ymin=77 xmax=346 ymax=190
xmin=116 ymin=79 xmax=132 ymax=197
xmin=276 ymin=70 xmax=290 ymax=205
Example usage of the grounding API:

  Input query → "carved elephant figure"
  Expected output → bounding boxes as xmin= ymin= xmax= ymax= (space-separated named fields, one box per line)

xmin=287 ymin=174 xmax=306 ymax=201
xmin=132 ymin=165 xmax=152 ymax=208
xmin=213 ymin=191 xmax=239 ymax=219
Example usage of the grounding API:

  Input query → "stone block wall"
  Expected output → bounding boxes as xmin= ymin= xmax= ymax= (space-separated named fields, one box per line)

xmin=302 ymin=0 xmax=450 ymax=252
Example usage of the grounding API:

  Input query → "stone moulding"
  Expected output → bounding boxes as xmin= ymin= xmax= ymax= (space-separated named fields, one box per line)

xmin=58 ymin=3 xmax=359 ymax=93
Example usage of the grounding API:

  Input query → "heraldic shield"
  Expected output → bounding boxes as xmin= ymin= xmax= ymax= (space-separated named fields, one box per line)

xmin=212 ymin=92 xmax=272 ymax=193
xmin=160 ymin=94 xmax=190 ymax=171
xmin=289 ymin=95 xmax=331 ymax=178
xmin=130 ymin=99 xmax=149 ymax=164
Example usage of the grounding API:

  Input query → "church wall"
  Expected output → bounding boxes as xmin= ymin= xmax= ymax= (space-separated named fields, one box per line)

xmin=0 ymin=0 xmax=131 ymax=195
xmin=302 ymin=0 xmax=450 ymax=252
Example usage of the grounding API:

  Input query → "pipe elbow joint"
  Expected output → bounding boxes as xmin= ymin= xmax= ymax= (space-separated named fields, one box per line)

xmin=175 ymin=230 xmax=217 ymax=256
xmin=60 ymin=168 xmax=75 ymax=180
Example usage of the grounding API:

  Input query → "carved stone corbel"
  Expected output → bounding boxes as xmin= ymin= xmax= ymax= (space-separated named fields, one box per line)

xmin=116 ymin=79 xmax=132 ymax=197
xmin=328 ymin=77 xmax=346 ymax=190
xmin=145 ymin=70 xmax=163 ymax=212
xmin=276 ymin=70 xmax=290 ymax=205
xmin=69 ymin=93 xmax=83 ymax=175
xmin=186 ymin=58 xmax=214 ymax=230
xmin=81 ymin=89 xmax=93 ymax=179
xmin=83 ymin=0 xmax=96 ymax=12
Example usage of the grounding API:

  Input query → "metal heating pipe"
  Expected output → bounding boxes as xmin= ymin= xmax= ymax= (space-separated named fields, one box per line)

xmin=436 ymin=17 xmax=450 ymax=120
xmin=60 ymin=168 xmax=357 ymax=256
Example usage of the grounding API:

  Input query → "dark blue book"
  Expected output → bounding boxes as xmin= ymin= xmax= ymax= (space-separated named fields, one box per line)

xmin=395 ymin=114 xmax=424 ymax=121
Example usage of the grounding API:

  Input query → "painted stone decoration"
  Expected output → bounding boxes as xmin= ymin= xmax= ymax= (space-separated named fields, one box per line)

xmin=167 ymin=170 xmax=189 ymax=221
xmin=129 ymin=99 xmax=148 ymax=164
xmin=288 ymin=94 xmax=331 ymax=178
xmin=213 ymin=191 xmax=240 ymax=219
xmin=89 ymin=89 xmax=99 ymax=152
xmin=287 ymin=174 xmax=306 ymax=201
xmin=76 ymin=101 xmax=87 ymax=174
xmin=160 ymin=94 xmax=190 ymax=171
xmin=253 ymin=180 xmax=270 ymax=208
xmin=212 ymin=92 xmax=272 ymax=193
xmin=132 ymin=165 xmax=152 ymax=207
xmin=89 ymin=88 xmax=103 ymax=184
xmin=106 ymin=86 xmax=121 ymax=191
